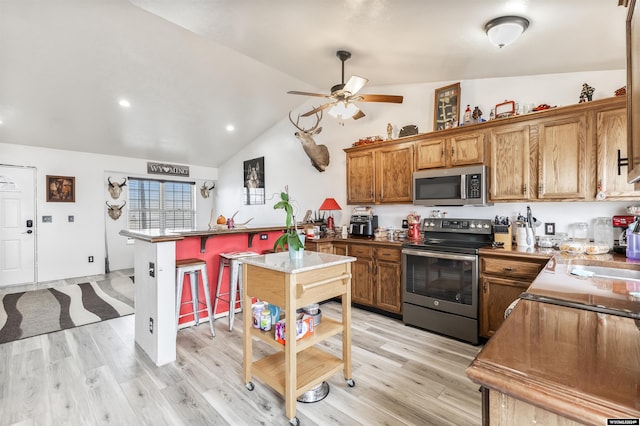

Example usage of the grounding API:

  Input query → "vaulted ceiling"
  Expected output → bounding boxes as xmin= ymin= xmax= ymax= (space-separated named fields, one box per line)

xmin=0 ymin=0 xmax=628 ymax=168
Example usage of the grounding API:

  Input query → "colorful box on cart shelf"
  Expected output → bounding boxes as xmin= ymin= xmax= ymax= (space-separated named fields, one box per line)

xmin=275 ymin=315 xmax=314 ymax=344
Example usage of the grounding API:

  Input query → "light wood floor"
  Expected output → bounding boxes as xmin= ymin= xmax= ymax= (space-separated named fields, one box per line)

xmin=0 ymin=270 xmax=483 ymax=425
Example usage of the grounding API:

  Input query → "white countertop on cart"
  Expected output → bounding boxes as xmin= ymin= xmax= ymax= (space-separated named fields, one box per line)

xmin=241 ymin=251 xmax=356 ymax=274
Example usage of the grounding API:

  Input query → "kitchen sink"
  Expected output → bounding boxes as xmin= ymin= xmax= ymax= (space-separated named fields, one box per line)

xmin=567 ymin=259 xmax=640 ymax=282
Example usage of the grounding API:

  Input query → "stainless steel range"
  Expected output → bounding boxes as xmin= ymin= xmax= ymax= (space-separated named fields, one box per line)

xmin=402 ymin=218 xmax=493 ymax=345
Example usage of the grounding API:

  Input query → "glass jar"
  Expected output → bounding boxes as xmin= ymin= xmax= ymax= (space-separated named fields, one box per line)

xmin=569 ymin=222 xmax=589 ymax=241
xmin=593 ymin=217 xmax=614 ymax=250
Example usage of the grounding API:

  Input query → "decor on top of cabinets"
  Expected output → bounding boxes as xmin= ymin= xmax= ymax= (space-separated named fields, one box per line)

xmin=494 ymin=100 xmax=516 ymax=119
xmin=107 ymin=176 xmax=127 ymax=199
xmin=46 ymin=175 xmax=75 ymax=202
xmin=288 ymin=111 xmax=330 ymax=172
xmin=243 ymin=156 xmax=265 ymax=205
xmin=106 ymin=201 xmax=126 ymax=220
xmin=386 ymin=123 xmax=393 ymax=140
xmin=199 ymin=181 xmax=215 ymax=199
xmin=434 ymin=82 xmax=460 ymax=131
xmin=579 ymin=83 xmax=595 ymax=103
xmin=398 ymin=125 xmax=419 ymax=137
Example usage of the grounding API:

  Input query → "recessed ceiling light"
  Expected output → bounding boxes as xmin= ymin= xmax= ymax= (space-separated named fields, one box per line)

xmin=118 ymin=99 xmax=131 ymax=108
xmin=226 ymin=124 xmax=235 ymax=132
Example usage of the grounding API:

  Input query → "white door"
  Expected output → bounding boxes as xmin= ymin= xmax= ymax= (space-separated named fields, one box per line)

xmin=0 ymin=165 xmax=36 ymax=286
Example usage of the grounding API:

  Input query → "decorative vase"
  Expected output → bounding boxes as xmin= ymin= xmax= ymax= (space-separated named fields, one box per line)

xmin=288 ymin=234 xmax=305 ymax=260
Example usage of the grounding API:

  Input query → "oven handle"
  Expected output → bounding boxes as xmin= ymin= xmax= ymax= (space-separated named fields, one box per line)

xmin=402 ymin=248 xmax=477 ymax=262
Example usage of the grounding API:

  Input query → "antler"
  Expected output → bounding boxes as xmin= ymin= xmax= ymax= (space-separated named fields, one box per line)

xmin=107 ymin=177 xmax=127 ymax=187
xmin=288 ymin=109 xmax=323 ymax=133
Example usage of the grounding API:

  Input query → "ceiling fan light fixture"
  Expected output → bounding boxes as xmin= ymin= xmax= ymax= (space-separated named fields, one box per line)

xmin=484 ymin=16 xmax=529 ymax=48
xmin=328 ymin=101 xmax=359 ymax=119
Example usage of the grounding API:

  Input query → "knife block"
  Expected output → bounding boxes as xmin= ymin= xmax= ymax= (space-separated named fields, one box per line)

xmin=493 ymin=225 xmax=512 ymax=250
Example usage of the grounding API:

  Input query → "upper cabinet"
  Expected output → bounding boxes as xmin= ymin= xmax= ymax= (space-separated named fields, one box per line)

xmin=487 ymin=123 xmax=531 ymax=201
xmin=346 ymin=142 xmax=414 ymax=205
xmin=626 ymin=0 xmax=640 ymax=186
xmin=415 ymin=132 xmax=484 ymax=169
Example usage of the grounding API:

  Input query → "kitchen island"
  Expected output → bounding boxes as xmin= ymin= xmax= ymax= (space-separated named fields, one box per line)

xmin=467 ymin=252 xmax=640 ymax=425
xmin=120 ymin=226 xmax=287 ymax=366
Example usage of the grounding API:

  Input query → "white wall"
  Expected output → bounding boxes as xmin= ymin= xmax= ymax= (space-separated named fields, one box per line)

xmin=215 ymin=69 xmax=634 ymax=240
xmin=0 ymin=143 xmax=217 ymax=282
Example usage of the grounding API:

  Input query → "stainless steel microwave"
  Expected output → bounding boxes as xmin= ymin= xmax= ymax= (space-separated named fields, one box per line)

xmin=413 ymin=165 xmax=489 ymax=206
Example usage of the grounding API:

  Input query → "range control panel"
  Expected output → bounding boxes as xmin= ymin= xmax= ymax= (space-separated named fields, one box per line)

xmin=422 ymin=218 xmax=493 ymax=234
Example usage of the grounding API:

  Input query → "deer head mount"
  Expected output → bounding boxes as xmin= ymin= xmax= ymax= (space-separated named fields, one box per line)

xmin=288 ymin=110 xmax=330 ymax=172
xmin=106 ymin=201 xmax=126 ymax=220
xmin=200 ymin=181 xmax=215 ymax=198
xmin=107 ymin=177 xmax=127 ymax=199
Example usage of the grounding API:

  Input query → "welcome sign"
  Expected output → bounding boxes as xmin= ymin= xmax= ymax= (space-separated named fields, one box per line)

xmin=147 ymin=162 xmax=190 ymax=177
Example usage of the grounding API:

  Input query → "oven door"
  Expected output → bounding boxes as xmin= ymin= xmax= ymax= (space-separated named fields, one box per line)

xmin=402 ymin=248 xmax=478 ymax=318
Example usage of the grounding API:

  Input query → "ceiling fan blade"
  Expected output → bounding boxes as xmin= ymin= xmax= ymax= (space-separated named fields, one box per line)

xmin=358 ymin=94 xmax=404 ymax=103
xmin=287 ymin=90 xmax=331 ymax=98
xmin=343 ymin=75 xmax=368 ymax=95
xmin=301 ymin=103 xmax=334 ymax=117
xmin=352 ymin=109 xmax=366 ymax=120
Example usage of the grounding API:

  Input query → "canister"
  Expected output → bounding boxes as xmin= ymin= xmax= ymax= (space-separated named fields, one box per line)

xmin=252 ymin=302 xmax=265 ymax=328
xmin=260 ymin=306 xmax=272 ymax=331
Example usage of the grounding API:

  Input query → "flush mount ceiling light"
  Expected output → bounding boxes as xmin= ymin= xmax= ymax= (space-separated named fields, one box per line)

xmin=484 ymin=16 xmax=530 ymax=48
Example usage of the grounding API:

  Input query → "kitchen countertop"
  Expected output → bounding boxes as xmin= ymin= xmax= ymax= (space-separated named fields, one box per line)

xmin=119 ymin=225 xmax=287 ymax=243
xmin=467 ymin=249 xmax=640 ymax=424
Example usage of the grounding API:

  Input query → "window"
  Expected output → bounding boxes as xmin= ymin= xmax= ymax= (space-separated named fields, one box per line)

xmin=128 ymin=178 xmax=195 ymax=231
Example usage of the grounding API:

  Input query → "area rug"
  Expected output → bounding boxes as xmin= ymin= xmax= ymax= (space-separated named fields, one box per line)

xmin=0 ymin=276 xmax=134 ymax=344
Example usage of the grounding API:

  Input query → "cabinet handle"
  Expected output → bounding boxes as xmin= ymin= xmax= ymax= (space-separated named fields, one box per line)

xmin=523 ymin=184 xmax=527 ymax=195
xmin=503 ymin=267 xmax=514 ymax=272
xmin=483 ymin=283 xmax=487 ymax=292
xmin=451 ymin=147 xmax=455 ymax=157
xmin=441 ymin=149 xmax=445 ymax=159
xmin=538 ymin=183 xmax=543 ymax=197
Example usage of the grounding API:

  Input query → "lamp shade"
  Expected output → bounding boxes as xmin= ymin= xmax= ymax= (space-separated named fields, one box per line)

xmin=328 ymin=101 xmax=359 ymax=119
xmin=318 ymin=198 xmax=341 ymax=211
xmin=484 ymin=16 xmax=529 ymax=48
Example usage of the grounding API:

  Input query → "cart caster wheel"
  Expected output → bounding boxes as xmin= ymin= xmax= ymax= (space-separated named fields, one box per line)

xmin=289 ymin=416 xmax=300 ymax=426
xmin=246 ymin=382 xmax=255 ymax=391
xmin=346 ymin=379 xmax=356 ymax=387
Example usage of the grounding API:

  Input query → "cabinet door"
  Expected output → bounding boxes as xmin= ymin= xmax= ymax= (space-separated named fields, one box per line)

xmin=450 ymin=132 xmax=484 ymax=166
xmin=480 ymin=276 xmax=527 ymax=338
xmin=537 ymin=114 xmax=589 ymax=200
xmin=352 ymin=257 xmax=374 ymax=306
xmin=488 ymin=124 xmax=531 ymax=201
xmin=597 ymin=108 xmax=638 ymax=198
xmin=375 ymin=259 xmax=402 ymax=314
xmin=333 ymin=242 xmax=348 ymax=256
xmin=346 ymin=150 xmax=375 ymax=204
xmin=415 ymin=138 xmax=447 ymax=169
xmin=377 ymin=143 xmax=414 ymax=203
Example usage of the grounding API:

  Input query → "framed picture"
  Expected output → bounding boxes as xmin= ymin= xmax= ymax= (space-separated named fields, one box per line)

xmin=243 ymin=157 xmax=265 ymax=205
xmin=433 ymin=82 xmax=461 ymax=130
xmin=46 ymin=175 xmax=75 ymax=202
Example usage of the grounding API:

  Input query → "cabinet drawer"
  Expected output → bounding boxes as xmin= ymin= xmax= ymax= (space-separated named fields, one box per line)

xmin=481 ymin=257 xmax=544 ymax=280
xmin=350 ymin=244 xmax=373 ymax=258
xmin=374 ymin=247 xmax=401 ymax=262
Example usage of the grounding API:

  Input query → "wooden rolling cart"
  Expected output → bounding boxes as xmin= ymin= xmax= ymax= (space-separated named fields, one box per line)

xmin=241 ymin=252 xmax=356 ymax=426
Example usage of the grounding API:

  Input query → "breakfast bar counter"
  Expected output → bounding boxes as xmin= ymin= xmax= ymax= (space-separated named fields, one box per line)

xmin=120 ymin=226 xmax=287 ymax=366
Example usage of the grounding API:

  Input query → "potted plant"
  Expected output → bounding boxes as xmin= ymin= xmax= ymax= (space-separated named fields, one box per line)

xmin=273 ymin=186 xmax=305 ymax=258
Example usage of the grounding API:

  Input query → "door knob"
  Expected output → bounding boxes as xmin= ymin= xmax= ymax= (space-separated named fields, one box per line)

xmin=23 ymin=230 xmax=33 ymax=234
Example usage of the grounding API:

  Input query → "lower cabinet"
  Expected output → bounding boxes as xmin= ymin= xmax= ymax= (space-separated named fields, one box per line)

xmin=479 ymin=252 xmax=549 ymax=338
xmin=307 ymin=240 xmax=402 ymax=314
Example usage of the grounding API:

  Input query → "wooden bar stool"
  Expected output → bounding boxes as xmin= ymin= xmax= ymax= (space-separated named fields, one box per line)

xmin=176 ymin=258 xmax=215 ymax=338
xmin=214 ymin=251 xmax=259 ymax=331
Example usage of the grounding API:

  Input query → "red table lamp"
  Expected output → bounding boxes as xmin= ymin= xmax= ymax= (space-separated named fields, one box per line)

xmin=318 ymin=198 xmax=341 ymax=230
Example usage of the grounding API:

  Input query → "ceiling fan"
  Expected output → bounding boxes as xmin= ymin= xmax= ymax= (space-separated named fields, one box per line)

xmin=288 ymin=50 xmax=403 ymax=121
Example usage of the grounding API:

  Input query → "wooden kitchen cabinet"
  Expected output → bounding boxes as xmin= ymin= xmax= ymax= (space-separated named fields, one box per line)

xmin=487 ymin=123 xmax=531 ymax=201
xmin=305 ymin=240 xmax=333 ymax=254
xmin=596 ymin=106 xmax=638 ymax=198
xmin=479 ymin=252 xmax=548 ymax=338
xmin=332 ymin=242 xmax=348 ymax=256
xmin=415 ymin=132 xmax=484 ymax=169
xmin=537 ymin=112 xmax=589 ymax=200
xmin=348 ymin=243 xmax=402 ymax=314
xmin=345 ymin=142 xmax=413 ymax=204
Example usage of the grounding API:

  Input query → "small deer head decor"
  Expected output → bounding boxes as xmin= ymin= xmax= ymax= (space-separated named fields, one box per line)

xmin=106 ymin=201 xmax=126 ymax=220
xmin=107 ymin=177 xmax=127 ymax=199
xmin=289 ymin=110 xmax=330 ymax=172
xmin=200 ymin=181 xmax=215 ymax=198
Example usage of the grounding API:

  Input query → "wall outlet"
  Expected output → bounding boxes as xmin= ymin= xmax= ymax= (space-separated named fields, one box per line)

xmin=260 ymin=233 xmax=268 ymax=240
xmin=149 ymin=317 xmax=154 ymax=334
xmin=149 ymin=262 xmax=155 ymax=277
xmin=545 ymin=223 xmax=556 ymax=235
xmin=88 ymin=256 xmax=94 ymax=263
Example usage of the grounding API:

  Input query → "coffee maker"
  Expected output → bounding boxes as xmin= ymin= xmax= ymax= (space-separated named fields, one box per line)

xmin=612 ymin=215 xmax=635 ymax=254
